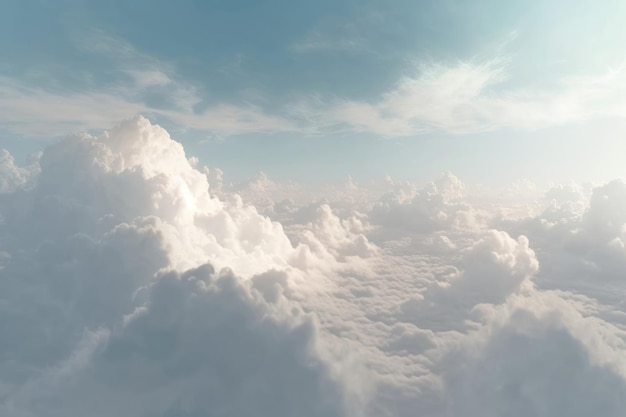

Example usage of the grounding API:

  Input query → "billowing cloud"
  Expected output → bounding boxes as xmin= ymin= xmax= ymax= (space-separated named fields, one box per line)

xmin=369 ymin=172 xmax=483 ymax=243
xmin=2 ymin=117 xmax=626 ymax=417
xmin=0 ymin=117 xmax=365 ymax=416
xmin=0 ymin=149 xmax=40 ymax=193
xmin=443 ymin=291 xmax=626 ymax=417
xmin=6 ymin=265 xmax=348 ymax=417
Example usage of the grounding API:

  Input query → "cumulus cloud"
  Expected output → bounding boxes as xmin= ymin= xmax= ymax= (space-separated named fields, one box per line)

xmin=7 ymin=265 xmax=348 ymax=417
xmin=502 ymin=179 xmax=626 ymax=297
xmin=370 ymin=172 xmax=483 ymax=239
xmin=0 ymin=149 xmax=40 ymax=193
xmin=0 ymin=117 xmax=366 ymax=417
xmin=3 ymin=117 xmax=626 ymax=417
xmin=399 ymin=229 xmax=538 ymax=332
xmin=443 ymin=294 xmax=626 ymax=417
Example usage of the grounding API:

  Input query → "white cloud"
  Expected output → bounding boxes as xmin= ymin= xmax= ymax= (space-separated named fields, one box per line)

xmin=3 ymin=117 xmax=626 ymax=416
xmin=0 ymin=149 xmax=40 ymax=192
xmin=7 ymin=266 xmax=349 ymax=417
xmin=0 ymin=76 xmax=147 ymax=136
xmin=303 ymin=60 xmax=626 ymax=136
xmin=370 ymin=172 xmax=483 ymax=236
xmin=5 ymin=29 xmax=626 ymax=139
xmin=0 ymin=31 xmax=299 ymax=138
xmin=0 ymin=74 xmax=302 ymax=138
xmin=0 ymin=117 xmax=371 ymax=416
xmin=442 ymin=291 xmax=626 ymax=417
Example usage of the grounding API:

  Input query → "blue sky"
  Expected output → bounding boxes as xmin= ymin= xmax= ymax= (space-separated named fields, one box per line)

xmin=2 ymin=0 xmax=626 ymax=184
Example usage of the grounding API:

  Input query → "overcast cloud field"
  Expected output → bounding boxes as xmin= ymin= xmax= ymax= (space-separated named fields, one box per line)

xmin=2 ymin=1 xmax=626 ymax=416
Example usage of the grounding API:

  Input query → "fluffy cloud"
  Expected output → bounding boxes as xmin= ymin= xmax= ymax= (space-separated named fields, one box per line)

xmin=504 ymin=179 xmax=626 ymax=296
xmin=443 ymin=292 xmax=626 ymax=417
xmin=370 ymin=172 xmax=483 ymax=238
xmin=0 ymin=149 xmax=40 ymax=193
xmin=3 ymin=117 xmax=626 ymax=417
xmin=0 ymin=117 xmax=363 ymax=417
xmin=6 ymin=266 xmax=348 ymax=417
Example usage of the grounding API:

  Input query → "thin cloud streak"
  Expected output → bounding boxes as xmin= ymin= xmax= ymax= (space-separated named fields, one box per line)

xmin=313 ymin=60 xmax=626 ymax=136
xmin=2 ymin=31 xmax=626 ymax=138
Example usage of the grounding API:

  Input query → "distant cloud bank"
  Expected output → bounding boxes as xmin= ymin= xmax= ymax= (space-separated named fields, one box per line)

xmin=1 ymin=117 xmax=626 ymax=416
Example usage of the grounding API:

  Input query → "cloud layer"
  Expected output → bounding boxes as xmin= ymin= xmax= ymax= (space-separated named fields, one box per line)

xmin=4 ymin=31 xmax=626 ymax=139
xmin=2 ymin=117 xmax=626 ymax=416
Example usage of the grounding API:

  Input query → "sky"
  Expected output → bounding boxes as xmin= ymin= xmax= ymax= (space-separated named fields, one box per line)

xmin=2 ymin=0 xmax=626 ymax=184
xmin=4 ymin=2 xmax=626 ymax=417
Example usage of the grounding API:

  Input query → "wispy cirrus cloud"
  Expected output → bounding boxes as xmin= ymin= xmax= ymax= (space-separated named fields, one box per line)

xmin=0 ymin=31 xmax=300 ymax=138
xmin=0 ymin=76 xmax=146 ymax=136
xmin=304 ymin=60 xmax=626 ymax=136
xmin=3 ymin=29 xmax=626 ymax=139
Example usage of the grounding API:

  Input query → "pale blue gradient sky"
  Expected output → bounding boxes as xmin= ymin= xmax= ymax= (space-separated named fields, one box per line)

xmin=2 ymin=0 xmax=626 ymax=184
